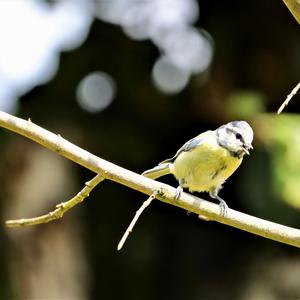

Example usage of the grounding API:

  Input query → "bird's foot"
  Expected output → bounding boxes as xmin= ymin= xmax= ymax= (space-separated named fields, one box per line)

xmin=174 ymin=185 xmax=183 ymax=200
xmin=219 ymin=199 xmax=228 ymax=217
xmin=209 ymin=189 xmax=229 ymax=217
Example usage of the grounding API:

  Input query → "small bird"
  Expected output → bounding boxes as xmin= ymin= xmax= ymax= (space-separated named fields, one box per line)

xmin=142 ymin=121 xmax=254 ymax=216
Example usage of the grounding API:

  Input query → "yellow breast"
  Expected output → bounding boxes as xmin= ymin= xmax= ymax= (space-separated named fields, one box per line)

xmin=170 ymin=141 xmax=242 ymax=192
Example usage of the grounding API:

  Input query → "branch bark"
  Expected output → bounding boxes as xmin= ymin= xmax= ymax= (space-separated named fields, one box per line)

xmin=282 ymin=0 xmax=300 ymax=25
xmin=6 ymin=174 xmax=104 ymax=227
xmin=1 ymin=111 xmax=300 ymax=248
xmin=277 ymin=82 xmax=300 ymax=114
xmin=117 ymin=191 xmax=157 ymax=251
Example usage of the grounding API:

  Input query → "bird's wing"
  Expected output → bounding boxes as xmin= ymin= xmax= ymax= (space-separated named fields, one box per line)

xmin=159 ymin=131 xmax=212 ymax=164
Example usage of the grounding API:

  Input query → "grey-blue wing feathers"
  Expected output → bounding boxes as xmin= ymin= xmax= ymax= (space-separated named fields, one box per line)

xmin=142 ymin=135 xmax=205 ymax=180
xmin=159 ymin=135 xmax=205 ymax=164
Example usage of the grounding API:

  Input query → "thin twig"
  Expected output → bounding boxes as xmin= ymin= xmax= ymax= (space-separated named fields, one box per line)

xmin=117 ymin=191 xmax=158 ymax=251
xmin=6 ymin=174 xmax=104 ymax=227
xmin=0 ymin=111 xmax=300 ymax=248
xmin=277 ymin=82 xmax=300 ymax=114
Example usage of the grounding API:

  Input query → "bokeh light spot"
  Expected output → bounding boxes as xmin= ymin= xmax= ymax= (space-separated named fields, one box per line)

xmin=76 ymin=72 xmax=116 ymax=113
xmin=0 ymin=0 xmax=93 ymax=113
xmin=152 ymin=56 xmax=190 ymax=94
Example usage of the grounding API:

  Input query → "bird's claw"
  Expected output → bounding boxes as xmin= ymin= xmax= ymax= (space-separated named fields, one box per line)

xmin=174 ymin=185 xmax=183 ymax=200
xmin=219 ymin=200 xmax=228 ymax=217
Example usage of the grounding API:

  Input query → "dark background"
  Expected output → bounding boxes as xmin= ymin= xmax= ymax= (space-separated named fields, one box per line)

xmin=1 ymin=1 xmax=300 ymax=299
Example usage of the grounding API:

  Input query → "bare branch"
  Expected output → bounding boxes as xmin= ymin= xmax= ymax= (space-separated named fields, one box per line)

xmin=6 ymin=174 xmax=104 ymax=227
xmin=0 ymin=110 xmax=300 ymax=248
xmin=117 ymin=191 xmax=158 ymax=251
xmin=277 ymin=82 xmax=300 ymax=114
xmin=282 ymin=0 xmax=300 ymax=25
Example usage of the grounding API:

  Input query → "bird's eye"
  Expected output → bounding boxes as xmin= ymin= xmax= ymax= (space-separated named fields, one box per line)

xmin=235 ymin=133 xmax=242 ymax=140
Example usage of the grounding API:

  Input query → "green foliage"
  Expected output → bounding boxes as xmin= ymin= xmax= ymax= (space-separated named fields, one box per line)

xmin=226 ymin=90 xmax=266 ymax=118
xmin=242 ymin=114 xmax=300 ymax=223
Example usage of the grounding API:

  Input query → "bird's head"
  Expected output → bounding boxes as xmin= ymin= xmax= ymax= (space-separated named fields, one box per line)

xmin=217 ymin=121 xmax=254 ymax=157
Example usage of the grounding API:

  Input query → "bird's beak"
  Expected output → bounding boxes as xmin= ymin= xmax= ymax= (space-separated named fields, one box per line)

xmin=242 ymin=143 xmax=253 ymax=155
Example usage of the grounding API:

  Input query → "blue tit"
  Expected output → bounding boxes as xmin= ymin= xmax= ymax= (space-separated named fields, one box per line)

xmin=142 ymin=121 xmax=254 ymax=216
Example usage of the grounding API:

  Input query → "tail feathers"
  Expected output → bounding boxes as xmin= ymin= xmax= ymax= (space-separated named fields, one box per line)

xmin=142 ymin=163 xmax=171 ymax=180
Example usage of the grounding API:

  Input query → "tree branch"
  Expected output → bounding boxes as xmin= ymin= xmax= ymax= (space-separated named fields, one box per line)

xmin=277 ymin=82 xmax=300 ymax=114
xmin=282 ymin=0 xmax=300 ymax=25
xmin=0 ymin=110 xmax=300 ymax=248
xmin=6 ymin=174 xmax=104 ymax=227
xmin=117 ymin=191 xmax=157 ymax=251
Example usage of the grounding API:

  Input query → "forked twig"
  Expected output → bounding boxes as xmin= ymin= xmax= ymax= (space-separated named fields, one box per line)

xmin=6 ymin=174 xmax=104 ymax=227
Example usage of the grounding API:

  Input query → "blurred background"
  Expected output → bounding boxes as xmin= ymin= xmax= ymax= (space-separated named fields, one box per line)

xmin=0 ymin=0 xmax=300 ymax=299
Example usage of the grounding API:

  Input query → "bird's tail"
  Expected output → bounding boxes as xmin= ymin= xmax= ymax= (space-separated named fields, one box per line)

xmin=142 ymin=163 xmax=171 ymax=179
